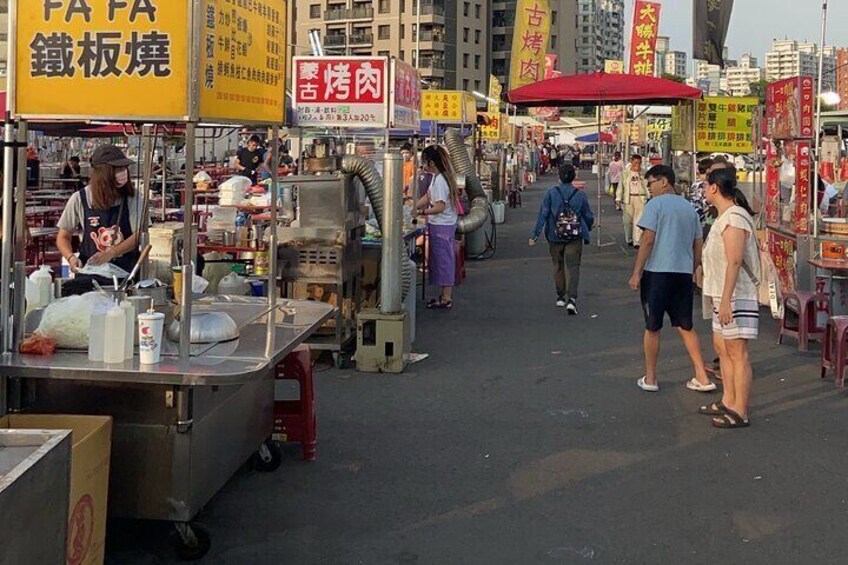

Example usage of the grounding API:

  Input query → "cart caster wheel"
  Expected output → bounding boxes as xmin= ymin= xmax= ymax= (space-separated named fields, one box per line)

xmin=255 ymin=438 xmax=282 ymax=472
xmin=173 ymin=522 xmax=211 ymax=561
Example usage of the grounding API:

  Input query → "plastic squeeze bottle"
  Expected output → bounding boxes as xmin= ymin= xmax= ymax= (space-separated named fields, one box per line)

xmin=120 ymin=300 xmax=135 ymax=360
xmin=103 ymin=304 xmax=127 ymax=364
xmin=88 ymin=307 xmax=107 ymax=362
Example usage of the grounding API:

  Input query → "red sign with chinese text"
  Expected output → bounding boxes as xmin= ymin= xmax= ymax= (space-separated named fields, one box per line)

xmin=766 ymin=76 xmax=815 ymax=140
xmin=795 ymin=140 xmax=812 ymax=234
xmin=390 ymin=58 xmax=421 ymax=129
xmin=765 ymin=140 xmax=780 ymax=226
xmin=293 ymin=56 xmax=388 ymax=127
xmin=767 ymin=228 xmax=797 ymax=294
xmin=629 ymin=1 xmax=661 ymax=76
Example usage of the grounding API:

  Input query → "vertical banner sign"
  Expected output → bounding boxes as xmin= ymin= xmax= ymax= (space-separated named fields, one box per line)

xmin=13 ymin=0 xmax=189 ymax=119
xmin=671 ymin=103 xmax=695 ymax=152
xmin=795 ymin=141 xmax=812 ymax=235
xmin=200 ymin=0 xmax=287 ymax=123
xmin=488 ymin=75 xmax=502 ymax=114
xmin=693 ymin=0 xmax=734 ymax=67
xmin=767 ymin=229 xmax=797 ymax=294
xmin=695 ymin=97 xmax=757 ymax=153
xmin=766 ymin=77 xmax=815 ymax=140
xmin=629 ymin=1 xmax=661 ymax=76
xmin=509 ymin=0 xmax=551 ymax=89
xmin=390 ymin=58 xmax=421 ymax=129
xmin=293 ymin=56 xmax=388 ymax=128
xmin=765 ymin=140 xmax=780 ymax=226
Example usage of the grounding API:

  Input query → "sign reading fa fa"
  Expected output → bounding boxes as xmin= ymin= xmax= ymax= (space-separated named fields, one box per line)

xmin=42 ymin=0 xmax=159 ymax=22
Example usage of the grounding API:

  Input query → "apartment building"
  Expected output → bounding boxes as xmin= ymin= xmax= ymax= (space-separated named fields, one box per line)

xmin=290 ymin=0 xmax=489 ymax=91
xmin=765 ymin=39 xmax=822 ymax=82
xmin=725 ymin=54 xmax=764 ymax=96
xmin=837 ymin=48 xmax=848 ymax=111
xmin=574 ymin=0 xmax=625 ymax=75
xmin=490 ymin=1 xmax=578 ymax=87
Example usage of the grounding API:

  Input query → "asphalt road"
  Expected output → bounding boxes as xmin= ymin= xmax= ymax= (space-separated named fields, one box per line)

xmin=110 ymin=172 xmax=847 ymax=564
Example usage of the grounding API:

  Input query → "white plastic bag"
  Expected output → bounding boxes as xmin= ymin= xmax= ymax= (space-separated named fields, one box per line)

xmin=193 ymin=170 xmax=213 ymax=184
xmin=219 ymin=176 xmax=252 ymax=194
xmin=36 ymin=292 xmax=115 ymax=349
xmin=77 ymin=262 xmax=130 ymax=279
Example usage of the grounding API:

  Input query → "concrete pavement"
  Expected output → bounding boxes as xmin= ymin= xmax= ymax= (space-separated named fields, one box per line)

xmin=110 ymin=173 xmax=847 ymax=564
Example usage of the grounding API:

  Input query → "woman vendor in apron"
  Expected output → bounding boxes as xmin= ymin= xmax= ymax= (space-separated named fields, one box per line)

xmin=57 ymin=145 xmax=141 ymax=292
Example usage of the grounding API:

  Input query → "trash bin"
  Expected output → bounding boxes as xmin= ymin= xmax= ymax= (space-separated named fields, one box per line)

xmin=1 ymin=415 xmax=112 ymax=565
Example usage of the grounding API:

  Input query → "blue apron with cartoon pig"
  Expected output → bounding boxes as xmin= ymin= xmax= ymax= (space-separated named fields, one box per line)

xmin=78 ymin=188 xmax=139 ymax=274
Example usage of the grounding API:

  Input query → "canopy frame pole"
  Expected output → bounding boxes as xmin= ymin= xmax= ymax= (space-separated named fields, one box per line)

xmin=1 ymin=114 xmax=15 ymax=354
xmin=596 ymin=99 xmax=616 ymax=248
xmin=813 ymin=0 xmax=828 ymax=244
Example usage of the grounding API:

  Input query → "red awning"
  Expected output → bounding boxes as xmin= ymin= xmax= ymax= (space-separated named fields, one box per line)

xmin=506 ymin=72 xmax=703 ymax=107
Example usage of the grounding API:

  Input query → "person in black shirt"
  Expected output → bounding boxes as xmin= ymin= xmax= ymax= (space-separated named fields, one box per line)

xmin=61 ymin=156 xmax=85 ymax=189
xmin=236 ymin=135 xmax=264 ymax=184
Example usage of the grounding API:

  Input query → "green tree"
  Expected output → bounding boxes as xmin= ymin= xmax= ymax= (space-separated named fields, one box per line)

xmin=749 ymin=79 xmax=770 ymax=104
xmin=661 ymin=73 xmax=686 ymax=84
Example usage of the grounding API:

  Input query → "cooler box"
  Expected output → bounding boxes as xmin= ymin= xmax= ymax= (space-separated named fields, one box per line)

xmin=1 ymin=415 xmax=113 ymax=565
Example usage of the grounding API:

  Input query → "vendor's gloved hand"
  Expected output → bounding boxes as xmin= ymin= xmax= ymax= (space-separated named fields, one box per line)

xmin=67 ymin=255 xmax=83 ymax=272
xmin=86 ymin=249 xmax=114 ymax=266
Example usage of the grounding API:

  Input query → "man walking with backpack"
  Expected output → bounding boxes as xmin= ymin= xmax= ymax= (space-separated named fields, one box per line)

xmin=530 ymin=163 xmax=595 ymax=314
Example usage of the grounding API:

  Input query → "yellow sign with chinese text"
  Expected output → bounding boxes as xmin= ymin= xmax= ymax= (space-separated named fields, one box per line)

xmin=422 ymin=90 xmax=477 ymax=123
xmin=509 ymin=0 xmax=551 ymax=90
xmin=199 ymin=0 xmax=288 ymax=123
xmin=14 ymin=0 xmax=190 ymax=119
xmin=695 ymin=96 xmax=758 ymax=154
xmin=604 ymin=60 xmax=625 ymax=74
xmin=671 ymin=103 xmax=695 ymax=152
xmin=488 ymin=75 xmax=502 ymax=114
xmin=480 ymin=112 xmax=507 ymax=141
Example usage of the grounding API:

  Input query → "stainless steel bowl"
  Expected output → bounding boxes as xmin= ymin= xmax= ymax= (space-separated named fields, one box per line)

xmin=166 ymin=311 xmax=239 ymax=344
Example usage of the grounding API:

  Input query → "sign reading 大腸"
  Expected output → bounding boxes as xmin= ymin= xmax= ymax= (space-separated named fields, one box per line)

xmin=13 ymin=0 xmax=288 ymax=124
xmin=14 ymin=0 xmax=189 ymax=119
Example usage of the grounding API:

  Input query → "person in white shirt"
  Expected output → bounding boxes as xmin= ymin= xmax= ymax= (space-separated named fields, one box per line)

xmin=616 ymin=154 xmax=648 ymax=247
xmin=698 ymin=167 xmax=761 ymax=429
xmin=608 ymin=152 xmax=624 ymax=209
xmin=415 ymin=145 xmax=459 ymax=310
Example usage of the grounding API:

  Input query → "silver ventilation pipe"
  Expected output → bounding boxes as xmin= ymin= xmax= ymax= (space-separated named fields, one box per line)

xmin=444 ymin=128 xmax=489 ymax=234
xmin=379 ymin=154 xmax=404 ymax=314
xmin=340 ymin=155 xmax=413 ymax=301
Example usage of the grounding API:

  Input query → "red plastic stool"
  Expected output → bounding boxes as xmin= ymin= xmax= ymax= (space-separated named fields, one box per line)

xmin=779 ymin=291 xmax=830 ymax=351
xmin=821 ymin=316 xmax=848 ymax=387
xmin=273 ymin=345 xmax=316 ymax=461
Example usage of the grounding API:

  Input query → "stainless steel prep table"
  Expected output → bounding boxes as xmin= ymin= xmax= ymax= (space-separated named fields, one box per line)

xmin=0 ymin=297 xmax=334 ymax=528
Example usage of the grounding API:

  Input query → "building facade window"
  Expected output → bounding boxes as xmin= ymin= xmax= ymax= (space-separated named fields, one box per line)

xmin=464 ymin=2 xmax=470 ymax=16
xmin=475 ymin=30 xmax=480 ymax=44
xmin=378 ymin=25 xmax=390 ymax=40
xmin=463 ymin=28 xmax=469 ymax=42
xmin=474 ymin=54 xmax=481 ymax=69
xmin=379 ymin=0 xmax=390 ymax=14
xmin=309 ymin=4 xmax=320 ymax=18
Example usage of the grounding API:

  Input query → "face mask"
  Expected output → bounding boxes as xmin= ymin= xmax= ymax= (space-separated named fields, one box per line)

xmin=115 ymin=168 xmax=129 ymax=186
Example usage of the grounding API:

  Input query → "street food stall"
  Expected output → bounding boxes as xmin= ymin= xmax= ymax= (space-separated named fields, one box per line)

xmin=0 ymin=0 xmax=338 ymax=559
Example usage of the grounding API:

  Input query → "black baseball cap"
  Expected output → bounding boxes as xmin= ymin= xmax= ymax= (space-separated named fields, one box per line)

xmin=91 ymin=145 xmax=134 ymax=167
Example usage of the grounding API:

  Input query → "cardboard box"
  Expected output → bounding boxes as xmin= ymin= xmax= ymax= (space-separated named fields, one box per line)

xmin=0 ymin=414 xmax=112 ymax=565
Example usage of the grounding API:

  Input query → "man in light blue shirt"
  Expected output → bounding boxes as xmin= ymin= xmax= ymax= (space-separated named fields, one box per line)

xmin=628 ymin=165 xmax=714 ymax=394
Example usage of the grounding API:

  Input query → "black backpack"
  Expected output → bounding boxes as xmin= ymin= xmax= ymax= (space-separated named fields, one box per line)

xmin=554 ymin=186 xmax=581 ymax=241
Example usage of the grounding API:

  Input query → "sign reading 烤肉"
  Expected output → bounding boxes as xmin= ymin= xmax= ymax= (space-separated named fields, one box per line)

xmin=14 ymin=0 xmax=188 ymax=119
xmin=199 ymin=0 xmax=287 ymax=123
xmin=293 ymin=56 xmax=389 ymax=128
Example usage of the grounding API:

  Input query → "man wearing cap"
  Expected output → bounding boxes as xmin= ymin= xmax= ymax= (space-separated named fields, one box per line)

xmin=57 ymin=144 xmax=143 ymax=283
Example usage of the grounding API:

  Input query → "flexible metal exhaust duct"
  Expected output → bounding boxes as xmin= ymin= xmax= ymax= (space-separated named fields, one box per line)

xmin=340 ymin=155 xmax=413 ymax=301
xmin=444 ymin=128 xmax=490 ymax=234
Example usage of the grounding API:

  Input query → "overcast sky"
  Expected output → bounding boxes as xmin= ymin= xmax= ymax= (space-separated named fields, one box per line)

xmin=625 ymin=1 xmax=844 ymax=65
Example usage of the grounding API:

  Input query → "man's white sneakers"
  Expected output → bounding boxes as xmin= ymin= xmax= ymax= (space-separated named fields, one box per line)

xmin=556 ymin=298 xmax=567 ymax=307
xmin=566 ymin=299 xmax=578 ymax=315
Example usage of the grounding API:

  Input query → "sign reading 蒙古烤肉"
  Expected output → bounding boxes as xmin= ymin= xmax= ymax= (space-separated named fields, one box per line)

xmin=199 ymin=0 xmax=288 ymax=124
xmin=14 ymin=0 xmax=189 ymax=119
xmin=293 ymin=56 xmax=389 ymax=128
xmin=13 ymin=0 xmax=287 ymax=123
xmin=695 ymin=96 xmax=757 ymax=154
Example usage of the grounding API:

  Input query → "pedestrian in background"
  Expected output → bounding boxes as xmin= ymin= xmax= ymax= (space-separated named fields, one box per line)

xmin=530 ymin=163 xmax=595 ymax=315
xmin=415 ymin=145 xmax=459 ymax=310
xmin=608 ymin=152 xmax=624 ymax=209
xmin=617 ymin=154 xmax=648 ymax=247
xmin=698 ymin=167 xmax=760 ymax=428
xmin=628 ymin=165 xmax=714 ymax=393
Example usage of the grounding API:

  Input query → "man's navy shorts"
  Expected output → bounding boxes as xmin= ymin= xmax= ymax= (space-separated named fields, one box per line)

xmin=640 ymin=271 xmax=694 ymax=332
